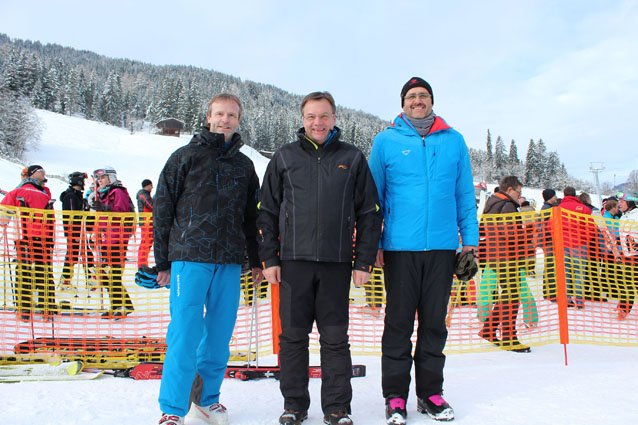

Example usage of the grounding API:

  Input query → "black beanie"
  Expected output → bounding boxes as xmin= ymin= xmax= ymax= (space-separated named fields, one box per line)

xmin=401 ymin=77 xmax=434 ymax=107
xmin=542 ymin=189 xmax=556 ymax=202
xmin=27 ymin=165 xmax=44 ymax=177
xmin=141 ymin=179 xmax=152 ymax=188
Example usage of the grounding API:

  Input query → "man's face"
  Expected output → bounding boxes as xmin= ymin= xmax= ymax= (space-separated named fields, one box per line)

xmin=402 ymin=87 xmax=433 ymax=120
xmin=31 ymin=169 xmax=46 ymax=183
xmin=207 ymin=99 xmax=241 ymax=141
xmin=302 ymin=99 xmax=336 ymax=144
xmin=507 ymin=185 xmax=523 ymax=202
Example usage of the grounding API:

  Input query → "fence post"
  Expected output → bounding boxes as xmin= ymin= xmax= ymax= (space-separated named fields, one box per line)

xmin=550 ymin=207 xmax=570 ymax=363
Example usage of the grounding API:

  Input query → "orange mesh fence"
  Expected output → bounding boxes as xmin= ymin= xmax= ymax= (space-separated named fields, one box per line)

xmin=0 ymin=207 xmax=273 ymax=368
xmin=1 ymin=205 xmax=636 ymax=367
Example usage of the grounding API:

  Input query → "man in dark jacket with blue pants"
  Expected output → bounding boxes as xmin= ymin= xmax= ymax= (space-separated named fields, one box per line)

xmin=259 ymin=92 xmax=381 ymax=425
xmin=154 ymin=93 xmax=263 ymax=425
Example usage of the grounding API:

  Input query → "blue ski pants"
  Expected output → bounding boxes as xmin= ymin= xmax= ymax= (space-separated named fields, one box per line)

xmin=158 ymin=261 xmax=241 ymax=416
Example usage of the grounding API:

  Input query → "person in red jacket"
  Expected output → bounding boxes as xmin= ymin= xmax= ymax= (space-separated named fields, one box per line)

xmin=92 ymin=166 xmax=135 ymax=319
xmin=1 ymin=165 xmax=57 ymax=321
xmin=560 ymin=186 xmax=593 ymax=309
xmin=136 ymin=179 xmax=153 ymax=268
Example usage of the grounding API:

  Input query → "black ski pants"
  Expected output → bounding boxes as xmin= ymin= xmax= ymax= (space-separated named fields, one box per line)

xmin=278 ymin=260 xmax=353 ymax=415
xmin=381 ymin=250 xmax=455 ymax=401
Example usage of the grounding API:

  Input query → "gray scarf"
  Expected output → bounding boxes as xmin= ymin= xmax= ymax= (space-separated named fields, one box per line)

xmin=406 ymin=112 xmax=436 ymax=137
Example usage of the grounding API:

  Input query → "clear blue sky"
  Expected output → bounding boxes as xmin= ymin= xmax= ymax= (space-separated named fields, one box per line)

xmin=1 ymin=0 xmax=636 ymax=185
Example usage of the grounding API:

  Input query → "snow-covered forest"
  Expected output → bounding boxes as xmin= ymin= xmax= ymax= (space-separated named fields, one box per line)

xmin=0 ymin=33 xmax=598 ymax=190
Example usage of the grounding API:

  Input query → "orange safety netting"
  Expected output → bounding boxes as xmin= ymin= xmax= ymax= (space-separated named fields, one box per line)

xmin=1 ymin=206 xmax=636 ymax=367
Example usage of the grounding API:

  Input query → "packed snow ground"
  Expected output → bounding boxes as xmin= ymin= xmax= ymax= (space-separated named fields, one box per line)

xmin=1 ymin=111 xmax=632 ymax=424
xmin=2 ymin=345 xmax=637 ymax=424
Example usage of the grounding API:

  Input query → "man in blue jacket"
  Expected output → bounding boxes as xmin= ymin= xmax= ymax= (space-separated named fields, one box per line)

xmin=369 ymin=77 xmax=478 ymax=424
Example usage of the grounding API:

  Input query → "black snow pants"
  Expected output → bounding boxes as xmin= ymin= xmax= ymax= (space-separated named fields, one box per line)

xmin=381 ymin=250 xmax=455 ymax=401
xmin=278 ymin=260 xmax=353 ymax=415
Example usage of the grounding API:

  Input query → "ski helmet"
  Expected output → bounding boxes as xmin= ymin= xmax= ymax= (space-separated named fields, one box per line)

xmin=93 ymin=166 xmax=118 ymax=185
xmin=69 ymin=171 xmax=87 ymax=188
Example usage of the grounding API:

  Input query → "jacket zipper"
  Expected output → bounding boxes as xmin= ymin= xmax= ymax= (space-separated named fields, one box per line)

xmin=316 ymin=152 xmax=321 ymax=261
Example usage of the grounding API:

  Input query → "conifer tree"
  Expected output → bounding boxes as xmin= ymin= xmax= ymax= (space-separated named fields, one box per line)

xmin=525 ymin=139 xmax=540 ymax=186
xmin=508 ymin=139 xmax=519 ymax=164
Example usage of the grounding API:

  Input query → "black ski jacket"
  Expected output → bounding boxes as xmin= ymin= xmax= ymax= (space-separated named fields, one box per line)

xmin=60 ymin=186 xmax=89 ymax=212
xmin=258 ymin=127 xmax=381 ymax=271
xmin=154 ymin=128 xmax=260 ymax=272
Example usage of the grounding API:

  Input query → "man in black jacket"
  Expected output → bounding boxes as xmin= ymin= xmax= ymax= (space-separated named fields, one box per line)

xmin=59 ymin=171 xmax=94 ymax=291
xmin=154 ymin=93 xmax=263 ymax=425
xmin=258 ymin=91 xmax=381 ymax=425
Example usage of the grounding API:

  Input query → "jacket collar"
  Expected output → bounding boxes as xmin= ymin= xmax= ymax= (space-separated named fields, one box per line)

xmin=194 ymin=127 xmax=244 ymax=157
xmin=391 ymin=114 xmax=451 ymax=136
xmin=296 ymin=126 xmax=342 ymax=152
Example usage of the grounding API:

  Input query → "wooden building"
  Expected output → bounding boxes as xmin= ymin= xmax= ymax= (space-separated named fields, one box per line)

xmin=155 ymin=118 xmax=185 ymax=137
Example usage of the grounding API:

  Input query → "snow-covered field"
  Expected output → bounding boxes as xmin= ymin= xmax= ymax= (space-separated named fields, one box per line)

xmin=2 ymin=345 xmax=637 ymax=424
xmin=1 ymin=111 xmax=633 ymax=424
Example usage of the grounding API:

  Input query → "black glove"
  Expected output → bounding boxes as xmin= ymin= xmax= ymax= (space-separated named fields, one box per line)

xmin=455 ymin=250 xmax=478 ymax=281
xmin=92 ymin=200 xmax=111 ymax=212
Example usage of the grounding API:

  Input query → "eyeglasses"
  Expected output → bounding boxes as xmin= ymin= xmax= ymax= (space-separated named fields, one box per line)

xmin=404 ymin=93 xmax=431 ymax=101
xmin=303 ymin=113 xmax=333 ymax=122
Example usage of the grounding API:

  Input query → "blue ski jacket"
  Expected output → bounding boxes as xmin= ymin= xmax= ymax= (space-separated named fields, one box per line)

xmin=369 ymin=114 xmax=478 ymax=251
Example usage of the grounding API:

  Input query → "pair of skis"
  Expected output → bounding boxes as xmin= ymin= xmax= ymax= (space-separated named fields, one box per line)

xmin=0 ymin=361 xmax=103 ymax=382
xmin=118 ymin=361 xmax=367 ymax=381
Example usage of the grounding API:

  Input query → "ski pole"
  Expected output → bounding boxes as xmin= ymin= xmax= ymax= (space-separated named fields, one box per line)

xmin=254 ymin=278 xmax=260 ymax=368
xmin=246 ymin=276 xmax=257 ymax=368
xmin=445 ymin=279 xmax=464 ymax=328
xmin=2 ymin=226 xmax=10 ymax=309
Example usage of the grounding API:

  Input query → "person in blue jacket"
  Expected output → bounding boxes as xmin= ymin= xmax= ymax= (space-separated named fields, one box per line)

xmin=369 ymin=77 xmax=478 ymax=424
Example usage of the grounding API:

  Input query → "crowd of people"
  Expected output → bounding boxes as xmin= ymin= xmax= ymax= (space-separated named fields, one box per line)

xmin=1 ymin=81 xmax=636 ymax=425
xmin=0 ymin=165 xmax=154 ymax=321
xmin=477 ymin=178 xmax=638 ymax=356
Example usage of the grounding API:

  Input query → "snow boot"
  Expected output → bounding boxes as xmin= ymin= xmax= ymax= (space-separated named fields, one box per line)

xmin=158 ymin=413 xmax=184 ymax=425
xmin=385 ymin=397 xmax=407 ymax=425
xmin=417 ymin=394 xmax=455 ymax=421
xmin=279 ymin=409 xmax=308 ymax=425
xmin=193 ymin=402 xmax=229 ymax=425
xmin=323 ymin=410 xmax=353 ymax=425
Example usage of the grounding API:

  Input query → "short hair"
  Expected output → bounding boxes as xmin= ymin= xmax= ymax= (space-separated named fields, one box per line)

xmin=300 ymin=91 xmax=336 ymax=115
xmin=498 ymin=176 xmax=523 ymax=193
xmin=563 ymin=186 xmax=576 ymax=197
xmin=604 ymin=198 xmax=618 ymax=211
xmin=207 ymin=93 xmax=243 ymax=119
xmin=579 ymin=192 xmax=591 ymax=205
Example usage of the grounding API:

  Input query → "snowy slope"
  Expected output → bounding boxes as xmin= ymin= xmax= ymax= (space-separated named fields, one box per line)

xmin=0 ymin=111 xmax=634 ymax=425
xmin=1 ymin=109 xmax=269 ymax=202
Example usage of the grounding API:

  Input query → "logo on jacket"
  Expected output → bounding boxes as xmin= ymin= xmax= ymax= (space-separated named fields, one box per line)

xmin=402 ymin=150 xmax=411 ymax=156
xmin=337 ymin=164 xmax=349 ymax=170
